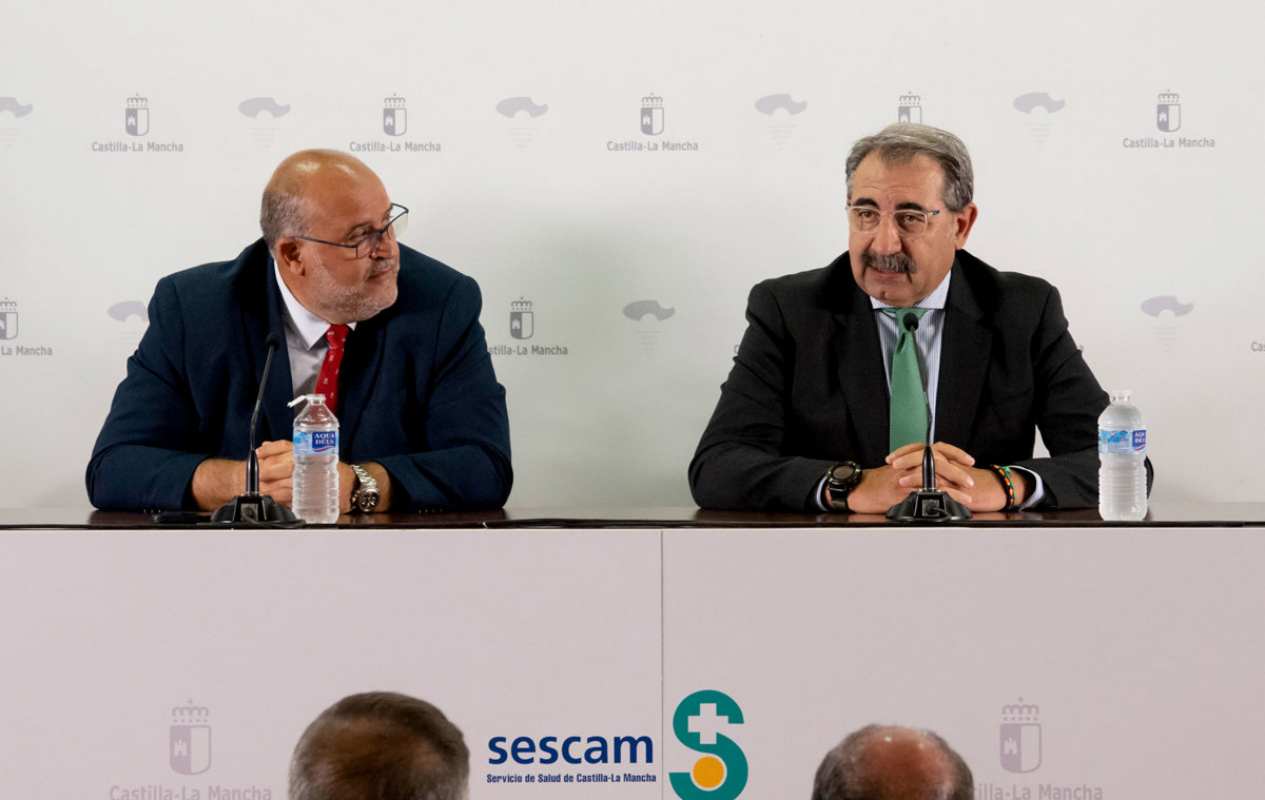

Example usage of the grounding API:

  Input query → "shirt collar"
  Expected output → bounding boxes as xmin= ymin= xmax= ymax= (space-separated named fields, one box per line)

xmin=869 ymin=265 xmax=952 ymax=311
xmin=272 ymin=257 xmax=356 ymax=350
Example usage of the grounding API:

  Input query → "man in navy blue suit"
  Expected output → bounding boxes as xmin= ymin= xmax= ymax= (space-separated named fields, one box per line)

xmin=87 ymin=150 xmax=511 ymax=513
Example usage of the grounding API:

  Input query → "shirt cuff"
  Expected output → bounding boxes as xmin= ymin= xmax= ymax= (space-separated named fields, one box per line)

xmin=1010 ymin=466 xmax=1045 ymax=509
xmin=813 ymin=475 xmax=831 ymax=512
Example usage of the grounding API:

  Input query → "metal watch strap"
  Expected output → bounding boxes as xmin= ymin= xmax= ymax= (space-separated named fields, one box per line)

xmin=349 ymin=464 xmax=379 ymax=512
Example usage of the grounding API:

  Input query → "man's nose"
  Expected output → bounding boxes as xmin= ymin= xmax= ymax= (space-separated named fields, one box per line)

xmin=368 ymin=231 xmax=397 ymax=258
xmin=869 ymin=213 xmax=903 ymax=255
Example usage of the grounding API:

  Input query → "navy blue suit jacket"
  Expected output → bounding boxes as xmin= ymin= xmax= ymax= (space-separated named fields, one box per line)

xmin=87 ymin=239 xmax=512 ymax=511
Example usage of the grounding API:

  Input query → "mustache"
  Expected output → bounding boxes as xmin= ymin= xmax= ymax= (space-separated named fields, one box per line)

xmin=368 ymin=257 xmax=399 ymax=277
xmin=862 ymin=251 xmax=916 ymax=274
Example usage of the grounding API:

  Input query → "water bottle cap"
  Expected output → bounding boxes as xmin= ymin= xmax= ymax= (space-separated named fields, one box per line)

xmin=286 ymin=393 xmax=327 ymax=409
xmin=1109 ymin=390 xmax=1132 ymax=403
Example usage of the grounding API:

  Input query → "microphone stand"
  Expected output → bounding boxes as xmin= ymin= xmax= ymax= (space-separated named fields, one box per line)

xmin=886 ymin=312 xmax=972 ymax=523
xmin=211 ymin=336 xmax=300 ymax=526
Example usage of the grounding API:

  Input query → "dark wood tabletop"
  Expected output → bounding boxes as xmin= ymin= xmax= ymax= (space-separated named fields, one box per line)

xmin=2 ymin=500 xmax=1263 ymax=529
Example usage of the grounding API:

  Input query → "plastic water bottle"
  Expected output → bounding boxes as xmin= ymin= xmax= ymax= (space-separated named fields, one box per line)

xmin=288 ymin=394 xmax=339 ymax=523
xmin=1098 ymin=390 xmax=1147 ymax=521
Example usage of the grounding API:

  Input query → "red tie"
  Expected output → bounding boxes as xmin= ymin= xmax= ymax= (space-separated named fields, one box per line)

xmin=315 ymin=324 xmax=350 ymax=414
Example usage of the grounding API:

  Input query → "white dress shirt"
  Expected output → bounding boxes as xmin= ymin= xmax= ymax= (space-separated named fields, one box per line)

xmin=273 ymin=260 xmax=356 ymax=398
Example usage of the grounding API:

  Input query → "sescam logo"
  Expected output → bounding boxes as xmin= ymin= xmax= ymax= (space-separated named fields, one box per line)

xmin=669 ymin=690 xmax=748 ymax=799
xmin=488 ymin=734 xmax=653 ymax=766
xmin=485 ymin=729 xmax=656 ymax=786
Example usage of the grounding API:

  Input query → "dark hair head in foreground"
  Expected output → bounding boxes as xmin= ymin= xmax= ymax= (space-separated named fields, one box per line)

xmin=812 ymin=724 xmax=973 ymax=800
xmin=289 ymin=691 xmax=470 ymax=800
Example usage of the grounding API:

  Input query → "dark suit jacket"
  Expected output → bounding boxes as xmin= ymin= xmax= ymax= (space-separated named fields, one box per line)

xmin=87 ymin=240 xmax=512 ymax=511
xmin=689 ymin=249 xmax=1146 ymax=511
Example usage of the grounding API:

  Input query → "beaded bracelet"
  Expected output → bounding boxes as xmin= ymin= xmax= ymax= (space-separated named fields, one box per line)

xmin=989 ymin=465 xmax=1017 ymax=511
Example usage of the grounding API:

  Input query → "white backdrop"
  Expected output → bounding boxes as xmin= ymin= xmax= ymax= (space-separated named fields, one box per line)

xmin=1 ymin=0 xmax=1261 ymax=508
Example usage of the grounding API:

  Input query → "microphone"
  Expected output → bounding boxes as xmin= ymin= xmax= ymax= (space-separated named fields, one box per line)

xmin=886 ymin=310 xmax=971 ymax=522
xmin=244 ymin=333 xmax=281 ymax=496
xmin=903 ymin=313 xmax=936 ymax=492
xmin=211 ymin=333 xmax=300 ymax=526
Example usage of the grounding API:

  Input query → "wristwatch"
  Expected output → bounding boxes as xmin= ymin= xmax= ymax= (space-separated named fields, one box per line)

xmin=349 ymin=464 xmax=381 ymax=513
xmin=824 ymin=461 xmax=863 ymax=512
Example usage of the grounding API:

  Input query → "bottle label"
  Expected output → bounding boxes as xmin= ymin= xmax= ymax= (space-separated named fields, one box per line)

xmin=294 ymin=429 xmax=338 ymax=456
xmin=1100 ymin=428 xmax=1147 ymax=454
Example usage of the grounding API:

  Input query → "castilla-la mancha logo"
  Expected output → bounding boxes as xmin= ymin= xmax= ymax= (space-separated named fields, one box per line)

xmin=510 ymin=297 xmax=534 ymax=340
xmin=383 ymin=94 xmax=407 ymax=136
xmin=170 ymin=699 xmax=212 ymax=775
xmin=1156 ymin=91 xmax=1181 ymax=132
xmin=0 ymin=298 xmax=18 ymax=340
xmin=125 ymin=95 xmax=150 ymax=137
xmin=999 ymin=698 xmax=1042 ymax=774
xmin=898 ymin=92 xmax=922 ymax=123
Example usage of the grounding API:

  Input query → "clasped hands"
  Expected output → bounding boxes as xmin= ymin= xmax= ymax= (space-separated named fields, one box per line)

xmin=253 ymin=441 xmax=360 ymax=513
xmin=842 ymin=442 xmax=1028 ymax=514
xmin=191 ymin=441 xmax=371 ymax=514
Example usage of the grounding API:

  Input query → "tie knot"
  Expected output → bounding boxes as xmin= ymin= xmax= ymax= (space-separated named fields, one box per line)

xmin=325 ymin=324 xmax=350 ymax=348
xmin=884 ymin=307 xmax=927 ymax=332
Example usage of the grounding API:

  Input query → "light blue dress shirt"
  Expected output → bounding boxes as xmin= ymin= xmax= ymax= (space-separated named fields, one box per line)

xmin=816 ymin=270 xmax=1045 ymax=510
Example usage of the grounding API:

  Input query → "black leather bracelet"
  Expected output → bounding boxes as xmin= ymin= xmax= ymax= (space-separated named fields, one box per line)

xmin=824 ymin=462 xmax=862 ymax=512
xmin=989 ymin=464 xmax=1017 ymax=511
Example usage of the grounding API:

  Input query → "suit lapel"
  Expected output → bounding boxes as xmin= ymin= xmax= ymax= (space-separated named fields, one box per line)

xmin=935 ymin=258 xmax=991 ymax=448
xmin=336 ymin=312 xmax=387 ymax=454
xmin=244 ymin=247 xmax=295 ymax=445
xmin=832 ymin=257 xmax=890 ymax=465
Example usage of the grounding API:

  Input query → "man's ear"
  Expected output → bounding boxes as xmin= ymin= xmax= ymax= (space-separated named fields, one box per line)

xmin=953 ymin=203 xmax=979 ymax=249
xmin=276 ymin=239 xmax=305 ymax=275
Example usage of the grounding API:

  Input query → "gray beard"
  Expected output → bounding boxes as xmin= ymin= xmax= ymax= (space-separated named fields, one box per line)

xmin=312 ymin=259 xmax=399 ymax=322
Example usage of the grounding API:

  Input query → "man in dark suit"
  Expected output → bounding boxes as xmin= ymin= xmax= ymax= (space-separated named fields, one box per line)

xmin=87 ymin=149 xmax=511 ymax=513
xmin=691 ymin=123 xmax=1139 ymax=513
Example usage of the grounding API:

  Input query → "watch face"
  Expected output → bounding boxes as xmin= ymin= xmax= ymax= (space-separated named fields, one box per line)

xmin=830 ymin=463 xmax=857 ymax=483
xmin=355 ymin=491 xmax=380 ymax=513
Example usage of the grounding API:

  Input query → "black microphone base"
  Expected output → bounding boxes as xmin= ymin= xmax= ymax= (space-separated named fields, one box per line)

xmin=210 ymin=493 xmax=300 ymax=526
xmin=886 ymin=489 xmax=972 ymax=523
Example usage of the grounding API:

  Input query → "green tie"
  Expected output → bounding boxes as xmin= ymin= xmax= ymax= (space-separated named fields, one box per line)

xmin=885 ymin=307 xmax=929 ymax=452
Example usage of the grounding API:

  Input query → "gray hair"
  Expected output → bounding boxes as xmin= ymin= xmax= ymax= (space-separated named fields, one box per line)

xmin=289 ymin=691 xmax=470 ymax=800
xmin=260 ymin=189 xmax=309 ymax=250
xmin=845 ymin=124 xmax=974 ymax=212
xmin=811 ymin=724 xmax=974 ymax=800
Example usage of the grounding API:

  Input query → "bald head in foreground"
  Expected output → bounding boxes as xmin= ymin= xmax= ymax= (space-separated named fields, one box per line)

xmin=290 ymin=691 xmax=470 ymax=800
xmin=812 ymin=725 xmax=973 ymax=800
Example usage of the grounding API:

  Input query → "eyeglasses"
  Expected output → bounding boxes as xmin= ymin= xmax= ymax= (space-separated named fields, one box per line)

xmin=295 ymin=203 xmax=409 ymax=258
xmin=847 ymin=205 xmax=941 ymax=237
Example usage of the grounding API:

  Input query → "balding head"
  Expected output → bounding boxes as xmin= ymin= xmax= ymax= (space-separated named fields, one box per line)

xmin=261 ymin=149 xmax=402 ymax=324
xmin=260 ymin=149 xmax=380 ymax=250
xmin=811 ymin=725 xmax=973 ymax=800
xmin=289 ymin=691 xmax=469 ymax=800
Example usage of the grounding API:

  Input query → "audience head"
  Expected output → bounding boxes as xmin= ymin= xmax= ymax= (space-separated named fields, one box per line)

xmin=289 ymin=691 xmax=469 ymax=800
xmin=811 ymin=724 xmax=973 ymax=800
